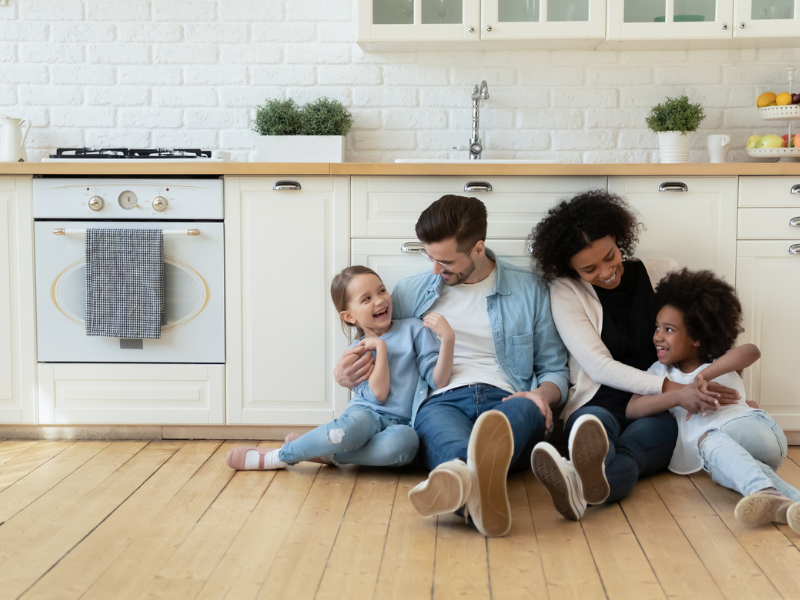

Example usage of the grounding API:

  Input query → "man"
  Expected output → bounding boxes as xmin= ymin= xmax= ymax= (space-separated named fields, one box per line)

xmin=335 ymin=195 xmax=570 ymax=537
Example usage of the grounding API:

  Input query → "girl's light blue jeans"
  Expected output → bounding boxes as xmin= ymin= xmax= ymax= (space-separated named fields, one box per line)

xmin=278 ymin=404 xmax=419 ymax=467
xmin=699 ymin=410 xmax=800 ymax=501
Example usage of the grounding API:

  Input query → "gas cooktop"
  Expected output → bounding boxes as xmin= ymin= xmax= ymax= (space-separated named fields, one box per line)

xmin=43 ymin=148 xmax=227 ymax=162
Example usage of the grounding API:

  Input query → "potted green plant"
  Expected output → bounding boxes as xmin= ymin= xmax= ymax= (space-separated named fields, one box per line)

xmin=645 ymin=95 xmax=706 ymax=163
xmin=254 ymin=97 xmax=353 ymax=163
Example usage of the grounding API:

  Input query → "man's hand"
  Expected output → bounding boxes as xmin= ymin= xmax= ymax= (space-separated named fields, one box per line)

xmin=502 ymin=390 xmax=553 ymax=432
xmin=333 ymin=344 xmax=375 ymax=389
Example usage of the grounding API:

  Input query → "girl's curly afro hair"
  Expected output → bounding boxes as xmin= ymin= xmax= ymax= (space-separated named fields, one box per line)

xmin=528 ymin=190 xmax=643 ymax=283
xmin=653 ymin=268 xmax=743 ymax=362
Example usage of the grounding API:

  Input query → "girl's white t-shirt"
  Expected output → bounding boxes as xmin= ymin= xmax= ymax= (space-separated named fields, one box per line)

xmin=647 ymin=361 xmax=752 ymax=475
xmin=425 ymin=267 xmax=515 ymax=396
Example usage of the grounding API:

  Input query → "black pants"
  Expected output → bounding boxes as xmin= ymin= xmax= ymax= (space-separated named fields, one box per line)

xmin=566 ymin=405 xmax=678 ymax=502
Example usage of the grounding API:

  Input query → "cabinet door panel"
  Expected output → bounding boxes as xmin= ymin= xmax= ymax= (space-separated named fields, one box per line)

xmin=352 ymin=175 xmax=607 ymax=239
xmin=733 ymin=0 xmax=800 ymax=36
xmin=0 ymin=177 xmax=35 ymax=424
xmin=482 ymin=0 xmax=606 ymax=39
xmin=736 ymin=241 xmax=800 ymax=431
xmin=609 ymin=176 xmax=737 ymax=283
xmin=607 ymin=0 xmax=734 ymax=40
xmin=225 ymin=177 xmax=350 ymax=425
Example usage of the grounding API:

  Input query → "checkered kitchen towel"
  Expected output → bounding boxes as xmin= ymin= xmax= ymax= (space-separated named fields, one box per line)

xmin=85 ymin=228 xmax=165 ymax=339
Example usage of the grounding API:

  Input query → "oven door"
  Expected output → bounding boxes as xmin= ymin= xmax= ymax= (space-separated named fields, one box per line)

xmin=34 ymin=221 xmax=224 ymax=363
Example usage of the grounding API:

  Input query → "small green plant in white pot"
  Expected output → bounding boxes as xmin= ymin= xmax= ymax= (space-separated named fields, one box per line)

xmin=254 ymin=97 xmax=353 ymax=163
xmin=646 ymin=95 xmax=706 ymax=163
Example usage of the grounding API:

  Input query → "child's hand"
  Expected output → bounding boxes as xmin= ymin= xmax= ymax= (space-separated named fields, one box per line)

xmin=678 ymin=374 xmax=720 ymax=418
xmin=423 ymin=312 xmax=454 ymax=343
xmin=361 ymin=338 xmax=386 ymax=353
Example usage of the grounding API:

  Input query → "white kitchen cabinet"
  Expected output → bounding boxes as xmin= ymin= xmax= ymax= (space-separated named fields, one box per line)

xmin=351 ymin=175 xmax=607 ymax=240
xmin=735 ymin=175 xmax=800 ymax=432
xmin=225 ymin=176 xmax=350 ymax=424
xmin=0 ymin=177 xmax=36 ymax=424
xmin=604 ymin=0 xmax=800 ymax=47
xmin=358 ymin=0 xmax=606 ymax=49
xmin=608 ymin=177 xmax=738 ymax=284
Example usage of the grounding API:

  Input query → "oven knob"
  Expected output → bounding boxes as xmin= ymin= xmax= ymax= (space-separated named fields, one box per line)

xmin=88 ymin=196 xmax=104 ymax=211
xmin=152 ymin=196 xmax=168 ymax=212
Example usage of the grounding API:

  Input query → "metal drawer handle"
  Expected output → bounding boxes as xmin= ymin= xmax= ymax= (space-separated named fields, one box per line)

xmin=791 ymin=244 xmax=800 ymax=255
xmin=659 ymin=182 xmax=688 ymax=193
xmin=400 ymin=242 xmax=424 ymax=254
xmin=53 ymin=228 xmax=199 ymax=236
xmin=791 ymin=184 xmax=800 ymax=195
xmin=273 ymin=180 xmax=301 ymax=191
xmin=464 ymin=181 xmax=492 ymax=193
xmin=527 ymin=242 xmax=534 ymax=255
xmin=790 ymin=217 xmax=800 ymax=227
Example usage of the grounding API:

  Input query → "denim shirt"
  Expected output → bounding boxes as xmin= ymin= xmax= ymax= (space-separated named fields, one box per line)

xmin=392 ymin=248 xmax=570 ymax=423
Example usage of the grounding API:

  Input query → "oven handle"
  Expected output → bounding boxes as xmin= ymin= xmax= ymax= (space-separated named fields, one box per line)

xmin=53 ymin=229 xmax=201 ymax=236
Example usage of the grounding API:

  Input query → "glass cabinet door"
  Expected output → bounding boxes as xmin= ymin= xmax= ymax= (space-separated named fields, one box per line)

xmin=360 ymin=0 xmax=480 ymax=42
xmin=607 ymin=0 xmax=733 ymax=40
xmin=482 ymin=0 xmax=605 ymax=42
xmin=734 ymin=0 xmax=800 ymax=36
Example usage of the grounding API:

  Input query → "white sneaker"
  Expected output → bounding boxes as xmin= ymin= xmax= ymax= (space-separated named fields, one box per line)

xmin=788 ymin=502 xmax=800 ymax=535
xmin=465 ymin=410 xmax=514 ymax=537
xmin=735 ymin=490 xmax=793 ymax=526
xmin=568 ymin=415 xmax=610 ymax=505
xmin=408 ymin=459 xmax=472 ymax=518
xmin=531 ymin=442 xmax=587 ymax=521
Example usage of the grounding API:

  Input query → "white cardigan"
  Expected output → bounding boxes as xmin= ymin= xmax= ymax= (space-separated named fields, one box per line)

xmin=550 ymin=258 xmax=679 ymax=424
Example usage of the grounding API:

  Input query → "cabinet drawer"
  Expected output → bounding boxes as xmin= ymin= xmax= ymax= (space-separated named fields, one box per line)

xmin=739 ymin=177 xmax=800 ymax=208
xmin=738 ymin=208 xmax=800 ymax=239
xmin=351 ymin=176 xmax=607 ymax=239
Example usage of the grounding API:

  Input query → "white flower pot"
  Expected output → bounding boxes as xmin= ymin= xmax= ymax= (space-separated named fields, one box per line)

xmin=657 ymin=131 xmax=694 ymax=164
xmin=257 ymin=135 xmax=345 ymax=163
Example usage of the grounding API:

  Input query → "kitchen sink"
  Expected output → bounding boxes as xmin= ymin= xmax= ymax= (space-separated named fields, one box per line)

xmin=394 ymin=159 xmax=555 ymax=164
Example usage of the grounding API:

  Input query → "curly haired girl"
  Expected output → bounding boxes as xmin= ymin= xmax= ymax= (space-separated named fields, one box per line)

xmin=626 ymin=268 xmax=799 ymax=532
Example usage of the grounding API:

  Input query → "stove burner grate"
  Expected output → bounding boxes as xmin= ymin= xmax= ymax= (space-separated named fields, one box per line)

xmin=50 ymin=148 xmax=214 ymax=159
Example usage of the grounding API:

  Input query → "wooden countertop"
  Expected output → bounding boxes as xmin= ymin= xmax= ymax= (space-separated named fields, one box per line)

xmin=2 ymin=162 xmax=800 ymax=176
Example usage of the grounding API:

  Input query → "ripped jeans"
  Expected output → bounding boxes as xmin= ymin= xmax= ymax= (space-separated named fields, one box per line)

xmin=699 ymin=411 xmax=800 ymax=501
xmin=277 ymin=404 xmax=419 ymax=467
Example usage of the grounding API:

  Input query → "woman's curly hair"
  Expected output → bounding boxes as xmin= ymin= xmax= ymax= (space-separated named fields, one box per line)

xmin=528 ymin=190 xmax=642 ymax=283
xmin=653 ymin=268 xmax=743 ymax=362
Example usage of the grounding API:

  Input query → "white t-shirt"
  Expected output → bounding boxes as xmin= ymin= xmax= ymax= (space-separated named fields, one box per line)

xmin=647 ymin=361 xmax=752 ymax=475
xmin=425 ymin=267 xmax=515 ymax=396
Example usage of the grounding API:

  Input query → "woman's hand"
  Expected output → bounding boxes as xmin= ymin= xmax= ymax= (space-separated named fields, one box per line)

xmin=676 ymin=374 xmax=720 ymax=419
xmin=705 ymin=381 xmax=741 ymax=405
xmin=333 ymin=345 xmax=375 ymax=389
xmin=502 ymin=390 xmax=553 ymax=432
xmin=423 ymin=312 xmax=455 ymax=343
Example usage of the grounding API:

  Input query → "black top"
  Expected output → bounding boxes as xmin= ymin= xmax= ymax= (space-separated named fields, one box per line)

xmin=587 ymin=260 xmax=658 ymax=416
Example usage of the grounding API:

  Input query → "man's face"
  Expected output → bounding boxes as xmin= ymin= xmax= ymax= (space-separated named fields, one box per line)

xmin=422 ymin=237 xmax=477 ymax=286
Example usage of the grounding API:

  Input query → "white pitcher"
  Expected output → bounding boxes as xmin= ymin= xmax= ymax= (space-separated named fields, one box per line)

xmin=0 ymin=116 xmax=31 ymax=162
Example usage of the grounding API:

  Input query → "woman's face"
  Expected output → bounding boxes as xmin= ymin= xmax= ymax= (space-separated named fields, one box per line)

xmin=569 ymin=235 xmax=625 ymax=290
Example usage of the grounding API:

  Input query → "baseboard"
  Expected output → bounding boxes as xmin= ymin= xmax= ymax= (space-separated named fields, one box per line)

xmin=0 ymin=424 xmax=315 ymax=441
xmin=787 ymin=431 xmax=800 ymax=446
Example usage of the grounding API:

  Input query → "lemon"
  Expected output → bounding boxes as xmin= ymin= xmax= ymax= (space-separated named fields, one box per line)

xmin=776 ymin=92 xmax=792 ymax=106
xmin=757 ymin=92 xmax=777 ymax=107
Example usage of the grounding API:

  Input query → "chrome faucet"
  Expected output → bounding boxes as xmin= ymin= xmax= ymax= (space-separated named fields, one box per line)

xmin=469 ymin=81 xmax=490 ymax=160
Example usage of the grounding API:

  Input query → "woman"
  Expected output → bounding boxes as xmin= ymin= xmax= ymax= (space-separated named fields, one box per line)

xmin=527 ymin=190 xmax=739 ymax=520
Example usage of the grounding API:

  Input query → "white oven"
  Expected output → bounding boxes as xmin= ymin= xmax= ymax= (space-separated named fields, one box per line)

xmin=33 ymin=178 xmax=225 ymax=364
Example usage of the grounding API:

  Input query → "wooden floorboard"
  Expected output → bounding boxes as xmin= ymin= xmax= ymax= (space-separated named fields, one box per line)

xmin=0 ymin=439 xmax=796 ymax=600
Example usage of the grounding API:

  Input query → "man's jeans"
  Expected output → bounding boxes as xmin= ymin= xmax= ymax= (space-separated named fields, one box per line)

xmin=279 ymin=405 xmax=419 ymax=467
xmin=566 ymin=405 xmax=678 ymax=503
xmin=700 ymin=410 xmax=800 ymax=501
xmin=414 ymin=384 xmax=546 ymax=473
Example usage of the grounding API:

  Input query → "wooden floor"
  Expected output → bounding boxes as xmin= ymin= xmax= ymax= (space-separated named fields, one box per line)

xmin=1 ymin=440 xmax=799 ymax=600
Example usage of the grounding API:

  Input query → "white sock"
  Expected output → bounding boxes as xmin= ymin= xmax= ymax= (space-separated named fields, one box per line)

xmin=243 ymin=449 xmax=286 ymax=470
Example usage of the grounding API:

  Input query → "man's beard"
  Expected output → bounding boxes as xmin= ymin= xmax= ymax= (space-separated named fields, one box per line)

xmin=441 ymin=258 xmax=476 ymax=286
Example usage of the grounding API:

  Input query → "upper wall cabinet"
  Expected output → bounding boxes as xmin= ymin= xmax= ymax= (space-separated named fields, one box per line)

xmin=358 ymin=0 xmax=607 ymax=50
xmin=603 ymin=0 xmax=800 ymax=48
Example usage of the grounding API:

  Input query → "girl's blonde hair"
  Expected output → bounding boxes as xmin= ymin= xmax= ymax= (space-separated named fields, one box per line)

xmin=330 ymin=265 xmax=383 ymax=339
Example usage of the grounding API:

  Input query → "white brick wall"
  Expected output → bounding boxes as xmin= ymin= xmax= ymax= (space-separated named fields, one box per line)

xmin=2 ymin=0 xmax=800 ymax=162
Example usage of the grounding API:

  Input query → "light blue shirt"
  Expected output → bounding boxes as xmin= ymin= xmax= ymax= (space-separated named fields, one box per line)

xmin=350 ymin=318 xmax=441 ymax=421
xmin=391 ymin=248 xmax=570 ymax=421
